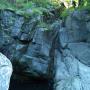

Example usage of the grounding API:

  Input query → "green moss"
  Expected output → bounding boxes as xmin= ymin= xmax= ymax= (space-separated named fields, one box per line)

xmin=0 ymin=0 xmax=15 ymax=10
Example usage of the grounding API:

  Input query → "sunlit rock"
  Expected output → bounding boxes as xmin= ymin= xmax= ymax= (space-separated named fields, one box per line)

xmin=0 ymin=53 xmax=12 ymax=90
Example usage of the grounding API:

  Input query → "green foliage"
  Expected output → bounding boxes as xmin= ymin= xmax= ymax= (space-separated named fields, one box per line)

xmin=0 ymin=0 xmax=57 ymax=10
xmin=0 ymin=0 xmax=15 ymax=10
xmin=61 ymin=7 xmax=75 ymax=18
xmin=1 ymin=0 xmax=90 ymax=19
xmin=0 ymin=0 xmax=55 ymax=18
xmin=60 ymin=0 xmax=90 ymax=19
xmin=32 ymin=0 xmax=50 ymax=7
xmin=61 ymin=9 xmax=69 ymax=18
xmin=77 ymin=0 xmax=90 ymax=11
xmin=37 ymin=22 xmax=50 ymax=30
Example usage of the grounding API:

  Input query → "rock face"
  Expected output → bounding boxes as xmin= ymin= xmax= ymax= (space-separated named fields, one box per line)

xmin=0 ymin=10 xmax=58 ymax=80
xmin=54 ymin=49 xmax=90 ymax=90
xmin=54 ymin=10 xmax=90 ymax=90
xmin=0 ymin=53 xmax=12 ymax=90
xmin=1 ymin=9 xmax=90 ymax=90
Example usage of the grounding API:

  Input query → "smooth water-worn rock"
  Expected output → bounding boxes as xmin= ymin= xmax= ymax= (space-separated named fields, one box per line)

xmin=0 ymin=53 xmax=12 ymax=90
xmin=54 ymin=10 xmax=90 ymax=90
xmin=68 ymin=43 xmax=90 ymax=66
xmin=54 ymin=49 xmax=90 ymax=90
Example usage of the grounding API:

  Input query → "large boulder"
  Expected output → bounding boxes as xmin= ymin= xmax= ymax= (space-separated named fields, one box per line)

xmin=0 ymin=53 xmax=12 ymax=90
xmin=54 ymin=10 xmax=90 ymax=90
xmin=15 ymin=27 xmax=57 ymax=79
xmin=59 ymin=10 xmax=90 ymax=48
xmin=0 ymin=9 xmax=49 ymax=79
xmin=0 ymin=9 xmax=58 ymax=80
xmin=68 ymin=43 xmax=90 ymax=66
xmin=54 ymin=49 xmax=90 ymax=90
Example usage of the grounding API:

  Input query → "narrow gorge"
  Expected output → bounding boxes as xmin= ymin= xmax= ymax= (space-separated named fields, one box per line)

xmin=0 ymin=7 xmax=90 ymax=90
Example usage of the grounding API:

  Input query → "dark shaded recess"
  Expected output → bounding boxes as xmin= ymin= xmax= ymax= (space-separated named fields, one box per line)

xmin=43 ymin=8 xmax=61 ymax=23
xmin=9 ymin=76 xmax=53 ymax=90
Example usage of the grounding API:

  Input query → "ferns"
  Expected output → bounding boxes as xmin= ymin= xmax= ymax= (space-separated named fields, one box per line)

xmin=1 ymin=0 xmax=90 ymax=19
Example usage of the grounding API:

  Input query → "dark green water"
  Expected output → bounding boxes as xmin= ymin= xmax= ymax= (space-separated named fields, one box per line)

xmin=9 ymin=78 xmax=52 ymax=90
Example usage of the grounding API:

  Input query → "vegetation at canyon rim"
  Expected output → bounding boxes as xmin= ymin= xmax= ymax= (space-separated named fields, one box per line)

xmin=0 ymin=0 xmax=90 ymax=18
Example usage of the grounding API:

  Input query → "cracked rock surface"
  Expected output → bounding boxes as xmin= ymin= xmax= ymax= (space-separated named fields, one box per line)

xmin=0 ymin=9 xmax=90 ymax=90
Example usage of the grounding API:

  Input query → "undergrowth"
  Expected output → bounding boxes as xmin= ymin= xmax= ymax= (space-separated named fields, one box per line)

xmin=0 ymin=0 xmax=90 ymax=19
